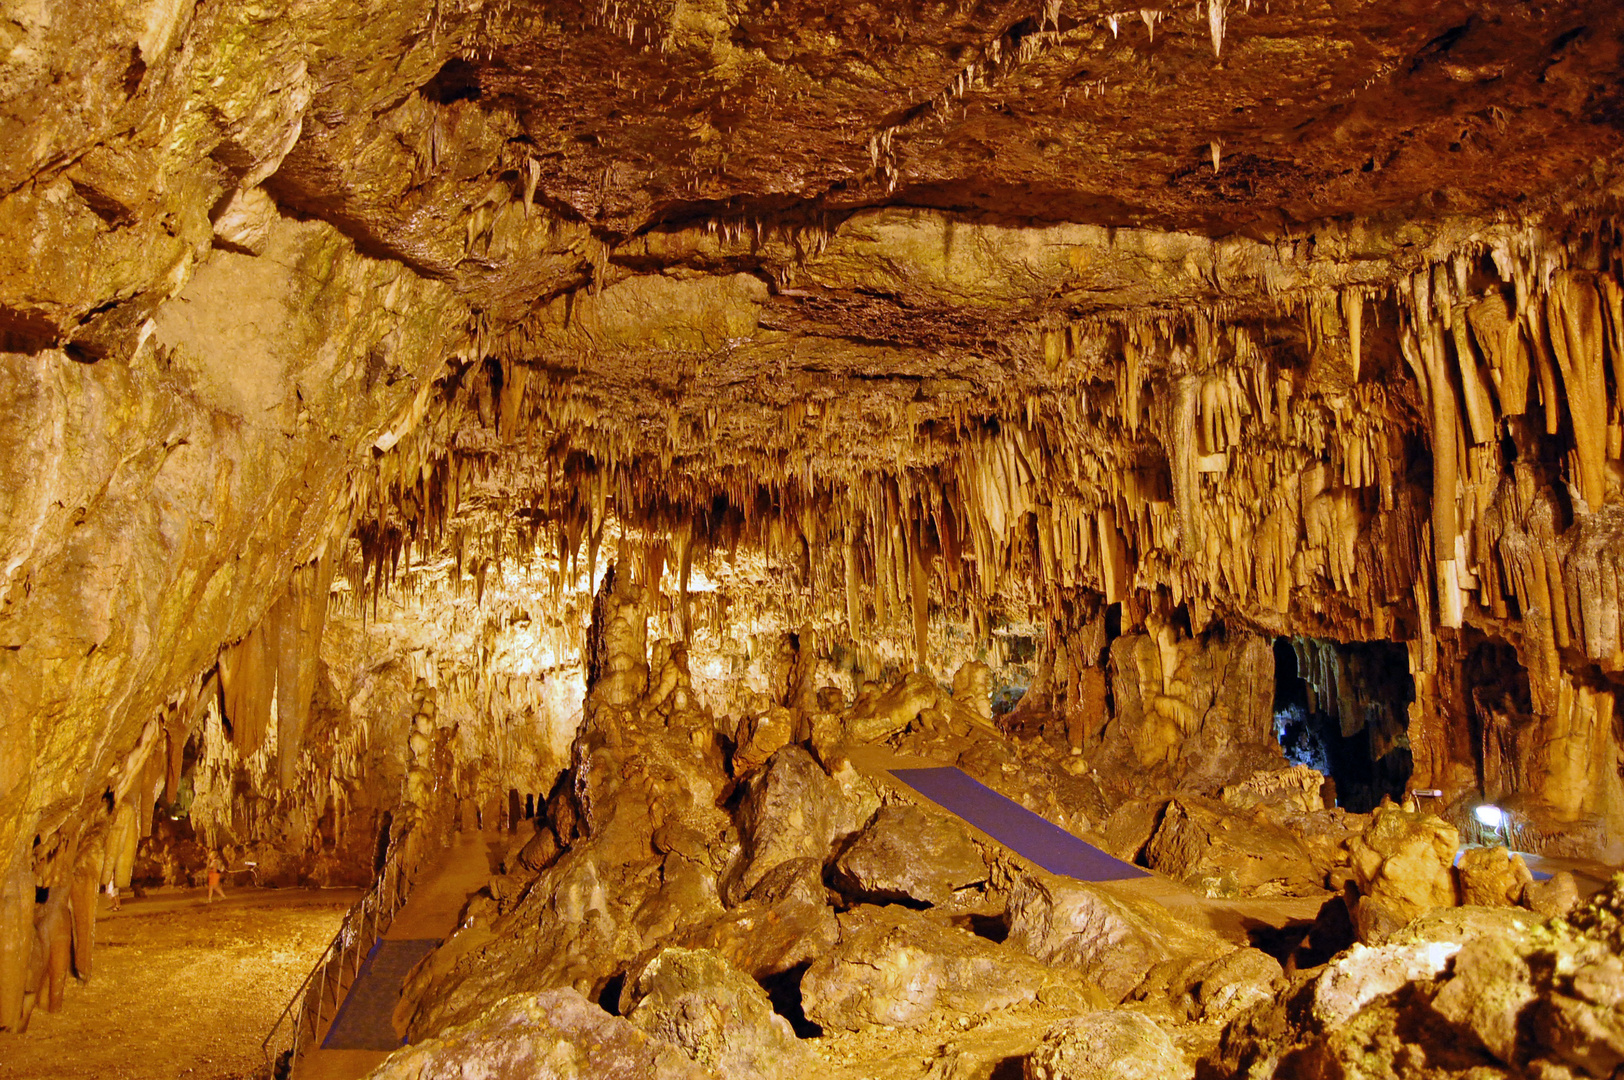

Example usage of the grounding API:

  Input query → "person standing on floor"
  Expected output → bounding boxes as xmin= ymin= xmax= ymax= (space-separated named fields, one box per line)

xmin=205 ymin=849 xmax=226 ymax=903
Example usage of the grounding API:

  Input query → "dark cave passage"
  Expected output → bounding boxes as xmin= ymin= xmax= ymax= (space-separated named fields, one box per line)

xmin=1272 ymin=637 xmax=1414 ymax=813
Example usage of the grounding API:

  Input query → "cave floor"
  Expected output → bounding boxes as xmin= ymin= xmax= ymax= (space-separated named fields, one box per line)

xmin=0 ymin=887 xmax=360 ymax=1080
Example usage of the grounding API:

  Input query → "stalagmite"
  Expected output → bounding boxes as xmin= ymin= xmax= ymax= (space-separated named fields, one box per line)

xmin=69 ymin=828 xmax=102 ymax=981
xmin=34 ymin=886 xmax=71 ymax=1015
xmin=0 ymin=855 xmax=31 ymax=1031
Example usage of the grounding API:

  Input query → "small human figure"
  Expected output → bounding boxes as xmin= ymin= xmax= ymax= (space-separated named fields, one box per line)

xmin=105 ymin=881 xmax=121 ymax=912
xmin=205 ymin=849 xmax=226 ymax=903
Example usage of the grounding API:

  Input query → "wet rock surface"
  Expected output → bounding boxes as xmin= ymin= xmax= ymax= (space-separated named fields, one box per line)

xmin=802 ymin=903 xmax=1103 ymax=1032
xmin=1026 ymin=1010 xmax=1193 ymax=1080
xmin=373 ymin=988 xmax=717 ymax=1080
xmin=1211 ymin=878 xmax=1624 ymax=1080
xmin=1005 ymin=873 xmax=1228 ymax=1004
xmin=832 ymin=803 xmax=987 ymax=906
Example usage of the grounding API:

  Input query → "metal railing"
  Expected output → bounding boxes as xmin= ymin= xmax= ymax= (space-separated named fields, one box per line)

xmin=260 ymin=824 xmax=424 ymax=1075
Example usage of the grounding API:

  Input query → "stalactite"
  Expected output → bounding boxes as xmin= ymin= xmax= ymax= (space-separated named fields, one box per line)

xmin=1548 ymin=271 xmax=1610 ymax=512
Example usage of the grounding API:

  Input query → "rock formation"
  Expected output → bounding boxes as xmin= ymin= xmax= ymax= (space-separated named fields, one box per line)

xmin=4 ymin=0 xmax=1624 ymax=1075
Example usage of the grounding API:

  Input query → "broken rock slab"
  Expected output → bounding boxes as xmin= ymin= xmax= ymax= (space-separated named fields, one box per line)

xmin=1004 ymin=872 xmax=1228 ymax=1003
xmin=623 ymin=947 xmax=806 ymax=1080
xmin=1143 ymin=796 xmax=1322 ymax=897
xmin=1220 ymin=765 xmax=1328 ymax=816
xmin=1525 ymin=870 xmax=1582 ymax=917
xmin=1347 ymin=802 xmax=1459 ymax=923
xmin=1186 ymin=947 xmax=1285 ymax=1024
xmin=731 ymin=707 xmax=796 ymax=777
xmin=669 ymin=857 xmax=839 ymax=978
xmin=1024 ymin=1010 xmax=1192 ymax=1080
xmin=733 ymin=745 xmax=847 ymax=897
xmin=844 ymin=672 xmax=941 ymax=743
xmin=370 ymin=987 xmax=717 ymax=1080
xmin=801 ymin=903 xmax=1103 ymax=1031
xmin=1457 ymin=845 xmax=1534 ymax=907
xmin=1096 ymin=797 xmax=1168 ymax=863
xmin=832 ymin=802 xmax=987 ymax=906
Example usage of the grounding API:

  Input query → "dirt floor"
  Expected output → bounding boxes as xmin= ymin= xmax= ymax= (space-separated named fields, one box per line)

xmin=0 ymin=887 xmax=360 ymax=1080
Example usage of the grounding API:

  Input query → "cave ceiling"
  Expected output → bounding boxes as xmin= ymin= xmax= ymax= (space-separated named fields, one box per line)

xmin=10 ymin=0 xmax=1624 ymax=468
xmin=267 ymin=0 xmax=1624 ymax=473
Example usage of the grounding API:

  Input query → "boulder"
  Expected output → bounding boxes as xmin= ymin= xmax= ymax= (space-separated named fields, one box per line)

xmin=1351 ymin=894 xmax=1407 ymax=945
xmin=1347 ymin=803 xmax=1458 ymax=923
xmin=1525 ymin=870 xmax=1581 ymax=918
xmin=734 ymin=746 xmax=844 ymax=895
xmin=802 ymin=904 xmax=1101 ymax=1031
xmin=671 ymin=857 xmax=839 ymax=978
xmin=1275 ymin=807 xmax=1368 ymax=882
xmin=1211 ymin=903 xmax=1557 ymax=1079
xmin=833 ymin=803 xmax=986 ymax=905
xmin=623 ymin=948 xmax=805 ymax=1079
xmin=1458 ymin=846 xmax=1534 ymax=907
xmin=1004 ymin=873 xmax=1225 ymax=1002
xmin=1429 ymin=924 xmax=1541 ymax=1064
xmin=1024 ymin=1010 xmax=1191 ymax=1080
xmin=508 ymin=824 xmax=562 ymax=874
xmin=1187 ymin=947 xmax=1283 ymax=1024
xmin=371 ymin=988 xmax=716 ymax=1080
xmin=845 ymin=672 xmax=942 ymax=743
xmin=1310 ymin=938 xmax=1465 ymax=1029
xmin=1143 ymin=796 xmax=1321 ymax=897
xmin=1220 ymin=765 xmax=1327 ymax=816
xmin=732 ymin=707 xmax=795 ymax=776
xmin=1096 ymin=798 xmax=1167 ymax=863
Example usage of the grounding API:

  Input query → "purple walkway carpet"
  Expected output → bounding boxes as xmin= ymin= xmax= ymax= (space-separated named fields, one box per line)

xmin=321 ymin=938 xmax=440 ymax=1050
xmin=891 ymin=766 xmax=1147 ymax=881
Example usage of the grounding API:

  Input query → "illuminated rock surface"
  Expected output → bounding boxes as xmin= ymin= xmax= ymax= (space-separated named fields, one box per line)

xmin=5 ymin=1 xmax=1624 ymax=1076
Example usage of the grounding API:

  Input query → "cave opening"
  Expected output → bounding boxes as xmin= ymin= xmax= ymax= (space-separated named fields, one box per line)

xmin=1272 ymin=637 xmax=1415 ymax=813
xmin=759 ymin=963 xmax=821 ymax=1038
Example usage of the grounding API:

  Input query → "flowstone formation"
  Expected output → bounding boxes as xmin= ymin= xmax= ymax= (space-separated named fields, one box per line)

xmin=5 ymin=0 xmax=1624 ymax=1075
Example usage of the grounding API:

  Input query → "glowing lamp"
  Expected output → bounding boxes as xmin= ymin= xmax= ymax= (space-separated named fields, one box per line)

xmin=1474 ymin=805 xmax=1506 ymax=829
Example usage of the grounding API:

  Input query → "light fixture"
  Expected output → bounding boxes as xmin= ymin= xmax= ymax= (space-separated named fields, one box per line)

xmin=1474 ymin=804 xmax=1506 ymax=829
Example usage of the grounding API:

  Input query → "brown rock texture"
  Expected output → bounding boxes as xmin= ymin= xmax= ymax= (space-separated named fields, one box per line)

xmin=6 ymin=2 xmax=1624 ymax=1076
